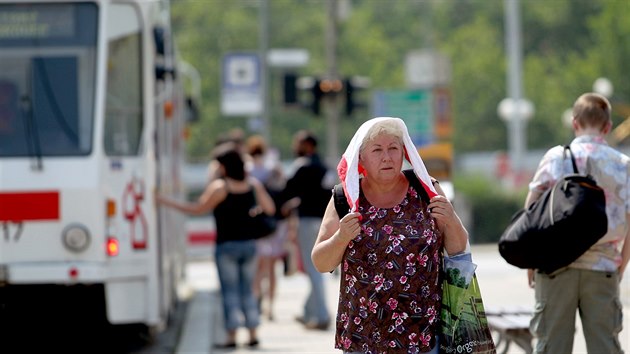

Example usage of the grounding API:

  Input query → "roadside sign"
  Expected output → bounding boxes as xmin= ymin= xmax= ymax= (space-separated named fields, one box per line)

xmin=405 ymin=50 xmax=451 ymax=89
xmin=433 ymin=87 xmax=452 ymax=139
xmin=373 ymin=89 xmax=434 ymax=146
xmin=267 ymin=48 xmax=309 ymax=68
xmin=221 ymin=52 xmax=262 ymax=116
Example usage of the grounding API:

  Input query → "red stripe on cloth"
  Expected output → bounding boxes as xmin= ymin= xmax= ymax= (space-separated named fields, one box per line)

xmin=0 ymin=191 xmax=60 ymax=222
xmin=337 ymin=157 xmax=348 ymax=183
xmin=421 ymin=180 xmax=438 ymax=199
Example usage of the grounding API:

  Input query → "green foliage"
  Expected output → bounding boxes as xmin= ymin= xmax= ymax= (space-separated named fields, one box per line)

xmin=454 ymin=174 xmax=527 ymax=244
xmin=439 ymin=15 xmax=506 ymax=152
xmin=170 ymin=0 xmax=630 ymax=162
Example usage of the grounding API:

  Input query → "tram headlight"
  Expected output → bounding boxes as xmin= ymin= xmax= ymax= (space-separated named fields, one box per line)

xmin=62 ymin=224 xmax=91 ymax=253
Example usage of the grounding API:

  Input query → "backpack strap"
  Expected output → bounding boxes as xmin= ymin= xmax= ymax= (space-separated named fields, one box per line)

xmin=402 ymin=169 xmax=430 ymax=204
xmin=563 ymin=145 xmax=580 ymax=174
xmin=333 ymin=183 xmax=349 ymax=219
xmin=332 ymin=169 xmax=433 ymax=219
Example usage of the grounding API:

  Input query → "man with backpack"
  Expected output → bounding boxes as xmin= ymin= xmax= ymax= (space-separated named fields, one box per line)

xmin=525 ymin=92 xmax=630 ymax=354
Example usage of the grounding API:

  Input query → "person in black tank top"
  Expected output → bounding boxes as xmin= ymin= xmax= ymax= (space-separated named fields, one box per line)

xmin=157 ymin=142 xmax=275 ymax=348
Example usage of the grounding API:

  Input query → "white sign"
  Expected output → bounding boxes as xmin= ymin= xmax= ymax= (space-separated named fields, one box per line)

xmin=267 ymin=48 xmax=309 ymax=68
xmin=405 ymin=50 xmax=451 ymax=89
xmin=221 ymin=53 xmax=262 ymax=116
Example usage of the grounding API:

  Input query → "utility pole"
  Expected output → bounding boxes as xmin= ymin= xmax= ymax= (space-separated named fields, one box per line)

xmin=504 ymin=0 xmax=526 ymax=174
xmin=325 ymin=0 xmax=340 ymax=166
xmin=258 ymin=0 xmax=270 ymax=142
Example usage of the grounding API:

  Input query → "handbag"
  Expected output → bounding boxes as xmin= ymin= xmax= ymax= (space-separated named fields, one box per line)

xmin=439 ymin=253 xmax=496 ymax=354
xmin=249 ymin=185 xmax=277 ymax=239
xmin=498 ymin=145 xmax=608 ymax=274
xmin=250 ymin=211 xmax=277 ymax=239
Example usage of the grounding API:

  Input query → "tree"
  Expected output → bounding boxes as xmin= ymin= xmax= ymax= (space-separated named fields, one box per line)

xmin=170 ymin=0 xmax=630 ymax=162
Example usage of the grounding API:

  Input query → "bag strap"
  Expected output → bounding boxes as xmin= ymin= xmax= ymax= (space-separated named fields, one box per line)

xmin=333 ymin=183 xmax=348 ymax=219
xmin=332 ymin=169 xmax=431 ymax=219
xmin=563 ymin=145 xmax=579 ymax=174
xmin=250 ymin=182 xmax=265 ymax=210
xmin=403 ymin=169 xmax=431 ymax=204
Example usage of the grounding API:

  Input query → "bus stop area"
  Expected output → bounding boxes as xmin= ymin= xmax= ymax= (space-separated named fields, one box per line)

xmin=175 ymin=244 xmax=630 ymax=354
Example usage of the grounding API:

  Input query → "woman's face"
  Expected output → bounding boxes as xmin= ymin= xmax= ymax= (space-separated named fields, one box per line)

xmin=360 ymin=134 xmax=404 ymax=179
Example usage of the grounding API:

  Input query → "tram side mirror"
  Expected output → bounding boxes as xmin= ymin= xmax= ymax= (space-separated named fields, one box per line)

xmin=153 ymin=26 xmax=175 ymax=80
xmin=185 ymin=97 xmax=199 ymax=123
xmin=153 ymin=27 xmax=165 ymax=56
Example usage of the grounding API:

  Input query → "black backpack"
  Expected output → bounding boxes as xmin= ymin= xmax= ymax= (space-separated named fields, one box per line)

xmin=332 ymin=169 xmax=431 ymax=218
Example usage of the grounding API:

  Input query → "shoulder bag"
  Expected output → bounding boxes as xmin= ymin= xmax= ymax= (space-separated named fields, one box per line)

xmin=249 ymin=185 xmax=277 ymax=239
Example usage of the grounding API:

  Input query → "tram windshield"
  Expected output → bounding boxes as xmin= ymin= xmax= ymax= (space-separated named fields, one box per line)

xmin=0 ymin=3 xmax=97 ymax=157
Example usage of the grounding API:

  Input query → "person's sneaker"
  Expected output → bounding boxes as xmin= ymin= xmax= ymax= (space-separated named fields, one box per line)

xmin=304 ymin=320 xmax=330 ymax=331
xmin=294 ymin=315 xmax=307 ymax=325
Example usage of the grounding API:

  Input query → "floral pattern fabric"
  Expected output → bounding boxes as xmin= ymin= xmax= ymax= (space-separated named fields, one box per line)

xmin=529 ymin=135 xmax=630 ymax=272
xmin=335 ymin=184 xmax=443 ymax=354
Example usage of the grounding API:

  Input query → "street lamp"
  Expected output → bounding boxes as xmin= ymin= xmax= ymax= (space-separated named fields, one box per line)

xmin=593 ymin=77 xmax=613 ymax=98
xmin=497 ymin=97 xmax=534 ymax=174
xmin=498 ymin=98 xmax=535 ymax=123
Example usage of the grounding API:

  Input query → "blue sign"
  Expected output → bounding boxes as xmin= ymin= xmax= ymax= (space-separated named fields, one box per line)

xmin=221 ymin=53 xmax=262 ymax=116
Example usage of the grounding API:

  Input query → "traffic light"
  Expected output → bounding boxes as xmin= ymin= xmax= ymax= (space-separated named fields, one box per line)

xmin=311 ymin=79 xmax=324 ymax=115
xmin=319 ymin=78 xmax=343 ymax=94
xmin=344 ymin=76 xmax=369 ymax=116
xmin=283 ymin=73 xmax=298 ymax=105
xmin=345 ymin=78 xmax=355 ymax=116
xmin=282 ymin=74 xmax=369 ymax=116
xmin=310 ymin=78 xmax=343 ymax=116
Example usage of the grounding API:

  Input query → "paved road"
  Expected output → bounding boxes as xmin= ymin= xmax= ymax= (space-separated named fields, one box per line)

xmin=175 ymin=244 xmax=630 ymax=354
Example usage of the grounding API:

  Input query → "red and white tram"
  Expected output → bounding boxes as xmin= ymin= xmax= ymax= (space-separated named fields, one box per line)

xmin=0 ymin=0 xmax=196 ymax=336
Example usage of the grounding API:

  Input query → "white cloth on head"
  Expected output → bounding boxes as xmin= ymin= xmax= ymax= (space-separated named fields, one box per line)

xmin=336 ymin=117 xmax=437 ymax=212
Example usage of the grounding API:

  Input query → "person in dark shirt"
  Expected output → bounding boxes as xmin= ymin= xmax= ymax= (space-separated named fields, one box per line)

xmin=282 ymin=130 xmax=333 ymax=330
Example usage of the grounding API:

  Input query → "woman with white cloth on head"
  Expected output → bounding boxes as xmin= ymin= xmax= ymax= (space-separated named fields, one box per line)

xmin=312 ymin=117 xmax=469 ymax=354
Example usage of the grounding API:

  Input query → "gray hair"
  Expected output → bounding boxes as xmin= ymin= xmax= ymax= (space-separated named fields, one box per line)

xmin=360 ymin=119 xmax=405 ymax=153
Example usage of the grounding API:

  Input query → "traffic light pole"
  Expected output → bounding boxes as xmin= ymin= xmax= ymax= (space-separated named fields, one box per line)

xmin=258 ymin=0 xmax=271 ymax=142
xmin=325 ymin=0 xmax=340 ymax=166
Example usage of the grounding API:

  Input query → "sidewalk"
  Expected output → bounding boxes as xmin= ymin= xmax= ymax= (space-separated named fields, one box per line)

xmin=176 ymin=245 xmax=630 ymax=354
xmin=176 ymin=256 xmax=338 ymax=354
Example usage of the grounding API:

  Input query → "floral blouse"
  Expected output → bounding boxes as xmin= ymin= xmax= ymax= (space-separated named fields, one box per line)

xmin=335 ymin=184 xmax=443 ymax=354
